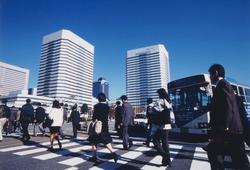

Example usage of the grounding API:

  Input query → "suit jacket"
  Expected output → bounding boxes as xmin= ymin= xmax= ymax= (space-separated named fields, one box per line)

xmin=122 ymin=102 xmax=134 ymax=127
xmin=209 ymin=79 xmax=243 ymax=135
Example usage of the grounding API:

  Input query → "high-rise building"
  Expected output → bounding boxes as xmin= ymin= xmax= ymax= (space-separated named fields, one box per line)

xmin=0 ymin=61 xmax=29 ymax=96
xmin=93 ymin=77 xmax=109 ymax=99
xmin=126 ymin=44 xmax=170 ymax=110
xmin=37 ymin=29 xmax=94 ymax=107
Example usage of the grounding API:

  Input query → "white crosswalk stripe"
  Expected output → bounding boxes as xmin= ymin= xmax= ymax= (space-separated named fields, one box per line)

xmin=1 ymin=134 xmax=250 ymax=170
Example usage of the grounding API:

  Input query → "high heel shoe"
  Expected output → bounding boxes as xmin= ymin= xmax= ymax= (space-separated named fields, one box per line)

xmin=112 ymin=152 xmax=118 ymax=163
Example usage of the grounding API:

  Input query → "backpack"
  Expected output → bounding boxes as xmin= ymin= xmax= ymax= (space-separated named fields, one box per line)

xmin=87 ymin=120 xmax=102 ymax=136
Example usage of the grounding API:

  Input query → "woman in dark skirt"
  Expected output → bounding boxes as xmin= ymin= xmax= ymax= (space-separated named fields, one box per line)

xmin=88 ymin=93 xmax=118 ymax=163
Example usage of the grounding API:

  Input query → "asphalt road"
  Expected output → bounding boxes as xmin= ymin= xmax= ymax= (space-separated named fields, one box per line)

xmin=0 ymin=121 xmax=249 ymax=170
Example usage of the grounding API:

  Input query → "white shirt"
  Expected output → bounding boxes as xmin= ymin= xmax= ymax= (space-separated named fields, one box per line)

xmin=49 ymin=108 xmax=64 ymax=127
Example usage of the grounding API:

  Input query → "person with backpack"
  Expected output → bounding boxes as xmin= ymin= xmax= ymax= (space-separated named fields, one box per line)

xmin=69 ymin=104 xmax=80 ymax=139
xmin=20 ymin=99 xmax=34 ymax=142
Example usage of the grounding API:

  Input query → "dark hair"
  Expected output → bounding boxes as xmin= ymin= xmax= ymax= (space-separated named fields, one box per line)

xmin=147 ymin=98 xmax=153 ymax=105
xmin=156 ymin=88 xmax=171 ymax=103
xmin=72 ymin=104 xmax=77 ymax=110
xmin=120 ymin=95 xmax=127 ymax=101
xmin=26 ymin=98 xmax=31 ymax=103
xmin=208 ymin=64 xmax=225 ymax=78
xmin=116 ymin=101 xmax=121 ymax=105
xmin=97 ymin=93 xmax=106 ymax=102
xmin=37 ymin=102 xmax=41 ymax=106
xmin=52 ymin=100 xmax=60 ymax=108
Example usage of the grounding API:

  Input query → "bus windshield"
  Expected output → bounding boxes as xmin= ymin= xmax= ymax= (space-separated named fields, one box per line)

xmin=169 ymin=85 xmax=211 ymax=113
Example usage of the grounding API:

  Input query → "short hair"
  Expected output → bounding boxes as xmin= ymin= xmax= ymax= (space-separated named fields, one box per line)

xmin=72 ymin=104 xmax=77 ymax=110
xmin=116 ymin=101 xmax=121 ymax=105
xmin=208 ymin=64 xmax=225 ymax=78
xmin=37 ymin=102 xmax=41 ymax=106
xmin=147 ymin=98 xmax=153 ymax=104
xmin=26 ymin=98 xmax=31 ymax=103
xmin=52 ymin=100 xmax=60 ymax=108
xmin=120 ymin=95 xmax=127 ymax=101
xmin=97 ymin=93 xmax=106 ymax=102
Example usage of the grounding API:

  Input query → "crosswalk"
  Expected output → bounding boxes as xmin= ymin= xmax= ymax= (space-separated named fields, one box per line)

xmin=1 ymin=133 xmax=250 ymax=170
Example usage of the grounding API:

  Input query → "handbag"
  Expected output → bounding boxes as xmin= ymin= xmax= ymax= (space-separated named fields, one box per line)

xmin=43 ymin=116 xmax=53 ymax=128
xmin=87 ymin=120 xmax=102 ymax=135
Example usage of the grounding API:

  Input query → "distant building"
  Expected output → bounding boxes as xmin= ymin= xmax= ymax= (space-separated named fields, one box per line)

xmin=37 ymin=29 xmax=94 ymax=107
xmin=0 ymin=61 xmax=29 ymax=96
xmin=93 ymin=77 xmax=109 ymax=99
xmin=126 ymin=44 xmax=170 ymax=111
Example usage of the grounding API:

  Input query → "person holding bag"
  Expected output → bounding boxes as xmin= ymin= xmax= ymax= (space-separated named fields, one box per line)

xmin=48 ymin=100 xmax=63 ymax=151
xmin=151 ymin=88 xmax=174 ymax=167
xmin=88 ymin=93 xmax=118 ymax=163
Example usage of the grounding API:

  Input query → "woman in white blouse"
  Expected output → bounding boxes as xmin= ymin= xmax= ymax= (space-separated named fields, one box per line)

xmin=48 ymin=100 xmax=64 ymax=151
xmin=152 ymin=88 xmax=174 ymax=167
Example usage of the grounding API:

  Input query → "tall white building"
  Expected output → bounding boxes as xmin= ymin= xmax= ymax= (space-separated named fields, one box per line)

xmin=37 ymin=29 xmax=94 ymax=107
xmin=126 ymin=44 xmax=170 ymax=110
xmin=0 ymin=61 xmax=29 ymax=96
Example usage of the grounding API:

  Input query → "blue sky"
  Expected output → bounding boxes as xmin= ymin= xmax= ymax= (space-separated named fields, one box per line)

xmin=1 ymin=0 xmax=250 ymax=100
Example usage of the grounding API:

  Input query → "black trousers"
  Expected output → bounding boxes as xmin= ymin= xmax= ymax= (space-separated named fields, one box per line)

xmin=122 ymin=126 xmax=132 ymax=149
xmin=72 ymin=123 xmax=78 ymax=138
xmin=207 ymin=134 xmax=250 ymax=170
xmin=21 ymin=122 xmax=30 ymax=140
xmin=153 ymin=129 xmax=170 ymax=161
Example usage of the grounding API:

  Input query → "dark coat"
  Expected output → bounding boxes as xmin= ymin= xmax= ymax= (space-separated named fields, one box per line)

xmin=88 ymin=102 xmax=112 ymax=144
xmin=70 ymin=110 xmax=80 ymax=125
xmin=122 ymin=102 xmax=134 ymax=127
xmin=35 ymin=107 xmax=46 ymax=123
xmin=209 ymin=79 xmax=243 ymax=135
xmin=115 ymin=105 xmax=122 ymax=128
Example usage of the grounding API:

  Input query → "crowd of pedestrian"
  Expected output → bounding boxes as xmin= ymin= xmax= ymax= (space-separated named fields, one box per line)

xmin=0 ymin=64 xmax=250 ymax=169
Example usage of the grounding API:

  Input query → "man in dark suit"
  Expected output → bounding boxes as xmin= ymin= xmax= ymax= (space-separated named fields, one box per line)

xmin=120 ymin=95 xmax=134 ymax=150
xmin=207 ymin=64 xmax=250 ymax=169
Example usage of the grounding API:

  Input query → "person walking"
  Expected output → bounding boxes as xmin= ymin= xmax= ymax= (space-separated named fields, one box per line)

xmin=151 ymin=88 xmax=173 ymax=167
xmin=88 ymin=93 xmax=118 ymax=163
xmin=143 ymin=98 xmax=154 ymax=147
xmin=48 ymin=100 xmax=63 ymax=151
xmin=0 ymin=105 xmax=7 ymax=141
xmin=120 ymin=95 xmax=134 ymax=150
xmin=33 ymin=103 xmax=46 ymax=136
xmin=1 ymin=100 xmax=11 ymax=135
xmin=20 ymin=99 xmax=34 ymax=142
xmin=207 ymin=64 xmax=250 ymax=169
xmin=69 ymin=104 xmax=80 ymax=139
xmin=114 ymin=101 xmax=123 ymax=138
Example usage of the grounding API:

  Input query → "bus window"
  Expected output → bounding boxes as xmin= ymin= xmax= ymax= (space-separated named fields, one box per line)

xmin=231 ymin=85 xmax=238 ymax=94
xmin=239 ymin=87 xmax=244 ymax=95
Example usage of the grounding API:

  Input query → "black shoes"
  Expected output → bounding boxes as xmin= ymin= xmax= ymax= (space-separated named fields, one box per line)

xmin=47 ymin=147 xmax=54 ymax=152
xmin=89 ymin=156 xmax=102 ymax=163
xmin=129 ymin=141 xmax=133 ymax=148
xmin=112 ymin=153 xmax=118 ymax=163
xmin=162 ymin=157 xmax=171 ymax=167
xmin=58 ymin=142 xmax=62 ymax=150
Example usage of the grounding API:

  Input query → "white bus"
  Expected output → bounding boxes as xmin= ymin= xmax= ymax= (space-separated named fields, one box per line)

xmin=168 ymin=74 xmax=250 ymax=135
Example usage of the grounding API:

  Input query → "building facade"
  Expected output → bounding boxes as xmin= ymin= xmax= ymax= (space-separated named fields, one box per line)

xmin=37 ymin=29 xmax=94 ymax=107
xmin=126 ymin=44 xmax=170 ymax=111
xmin=93 ymin=77 xmax=109 ymax=99
xmin=0 ymin=61 xmax=29 ymax=96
